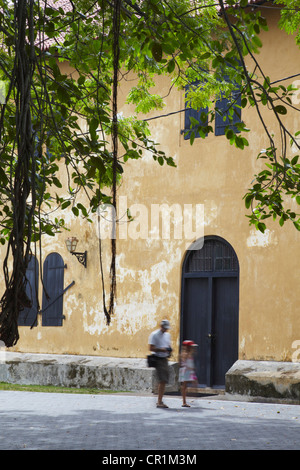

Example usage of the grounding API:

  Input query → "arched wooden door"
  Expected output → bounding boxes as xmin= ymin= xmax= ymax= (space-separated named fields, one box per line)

xmin=181 ymin=236 xmax=239 ymax=388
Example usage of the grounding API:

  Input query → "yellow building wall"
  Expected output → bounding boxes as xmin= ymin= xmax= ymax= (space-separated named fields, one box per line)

xmin=4 ymin=8 xmax=300 ymax=362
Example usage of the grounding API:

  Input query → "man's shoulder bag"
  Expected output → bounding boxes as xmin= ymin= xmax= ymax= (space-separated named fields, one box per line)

xmin=147 ymin=354 xmax=158 ymax=368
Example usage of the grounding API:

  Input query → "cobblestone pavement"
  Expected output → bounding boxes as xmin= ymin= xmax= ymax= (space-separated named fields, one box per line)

xmin=0 ymin=390 xmax=299 ymax=451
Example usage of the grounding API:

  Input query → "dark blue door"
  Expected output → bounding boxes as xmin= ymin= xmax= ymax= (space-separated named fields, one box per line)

xmin=42 ymin=253 xmax=65 ymax=326
xmin=183 ymin=277 xmax=210 ymax=386
xmin=211 ymin=276 xmax=239 ymax=386
xmin=181 ymin=237 xmax=239 ymax=388
xmin=18 ymin=255 xmax=39 ymax=327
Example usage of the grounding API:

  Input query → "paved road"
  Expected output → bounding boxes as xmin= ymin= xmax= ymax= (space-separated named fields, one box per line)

xmin=0 ymin=390 xmax=299 ymax=452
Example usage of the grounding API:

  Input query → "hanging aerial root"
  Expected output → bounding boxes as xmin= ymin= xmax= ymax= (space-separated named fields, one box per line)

xmin=0 ymin=277 xmax=31 ymax=347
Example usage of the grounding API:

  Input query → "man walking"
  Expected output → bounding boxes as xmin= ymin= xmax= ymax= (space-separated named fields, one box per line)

xmin=148 ymin=319 xmax=172 ymax=408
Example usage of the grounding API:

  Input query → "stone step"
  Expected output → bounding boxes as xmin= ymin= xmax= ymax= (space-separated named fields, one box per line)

xmin=226 ymin=360 xmax=300 ymax=402
xmin=0 ymin=351 xmax=179 ymax=393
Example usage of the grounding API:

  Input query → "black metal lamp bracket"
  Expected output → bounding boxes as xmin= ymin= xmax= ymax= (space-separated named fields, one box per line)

xmin=71 ymin=251 xmax=87 ymax=268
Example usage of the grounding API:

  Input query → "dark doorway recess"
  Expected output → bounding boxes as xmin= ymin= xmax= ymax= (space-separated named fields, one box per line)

xmin=180 ymin=236 xmax=239 ymax=388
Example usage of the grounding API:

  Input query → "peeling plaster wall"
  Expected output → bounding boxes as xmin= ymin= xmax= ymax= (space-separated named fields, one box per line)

xmin=2 ymin=8 xmax=300 ymax=363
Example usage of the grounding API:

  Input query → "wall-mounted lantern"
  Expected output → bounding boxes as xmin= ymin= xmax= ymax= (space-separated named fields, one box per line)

xmin=65 ymin=237 xmax=87 ymax=268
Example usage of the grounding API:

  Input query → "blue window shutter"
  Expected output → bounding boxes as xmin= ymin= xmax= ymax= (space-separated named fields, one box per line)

xmin=42 ymin=253 xmax=65 ymax=326
xmin=18 ymin=255 xmax=39 ymax=327
xmin=184 ymin=82 xmax=208 ymax=140
xmin=215 ymin=90 xmax=241 ymax=136
xmin=215 ymin=65 xmax=242 ymax=137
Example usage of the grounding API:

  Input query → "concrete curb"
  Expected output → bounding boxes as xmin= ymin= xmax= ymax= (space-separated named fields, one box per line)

xmin=0 ymin=352 xmax=179 ymax=393
xmin=226 ymin=359 xmax=300 ymax=403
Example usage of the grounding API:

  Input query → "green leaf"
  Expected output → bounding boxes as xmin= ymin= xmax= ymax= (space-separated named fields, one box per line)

xmin=190 ymin=131 xmax=195 ymax=145
xmin=72 ymin=206 xmax=79 ymax=217
xmin=235 ymin=136 xmax=245 ymax=149
xmin=89 ymin=117 xmax=99 ymax=140
xmin=258 ymin=16 xmax=267 ymax=28
xmin=252 ymin=35 xmax=262 ymax=48
xmin=161 ymin=42 xmax=175 ymax=55
xmin=77 ymin=203 xmax=88 ymax=217
xmin=200 ymin=52 xmax=211 ymax=60
xmin=254 ymin=23 xmax=260 ymax=35
xmin=293 ymin=220 xmax=300 ymax=231
xmin=241 ymin=97 xmax=248 ymax=108
xmin=52 ymin=177 xmax=62 ymax=188
xmin=167 ymin=59 xmax=175 ymax=73
xmin=151 ymin=42 xmax=163 ymax=62
xmin=274 ymin=105 xmax=287 ymax=115
xmin=257 ymin=222 xmax=266 ymax=233
xmin=0 ymin=167 xmax=8 ymax=185
xmin=61 ymin=200 xmax=71 ymax=210
xmin=189 ymin=117 xmax=199 ymax=127
xmin=78 ymin=75 xmax=85 ymax=85
xmin=226 ymin=129 xmax=234 ymax=140
xmin=90 ymin=156 xmax=105 ymax=175
xmin=245 ymin=194 xmax=253 ymax=209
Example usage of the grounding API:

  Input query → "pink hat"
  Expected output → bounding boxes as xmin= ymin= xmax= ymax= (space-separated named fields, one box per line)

xmin=182 ymin=340 xmax=198 ymax=346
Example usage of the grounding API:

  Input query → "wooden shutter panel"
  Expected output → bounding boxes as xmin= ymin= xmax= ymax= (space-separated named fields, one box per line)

xmin=18 ymin=255 xmax=38 ymax=327
xmin=215 ymin=65 xmax=242 ymax=137
xmin=184 ymin=82 xmax=208 ymax=140
xmin=42 ymin=253 xmax=65 ymax=326
xmin=215 ymin=90 xmax=241 ymax=136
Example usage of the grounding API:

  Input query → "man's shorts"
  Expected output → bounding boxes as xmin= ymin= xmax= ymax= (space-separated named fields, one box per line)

xmin=155 ymin=357 xmax=169 ymax=383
